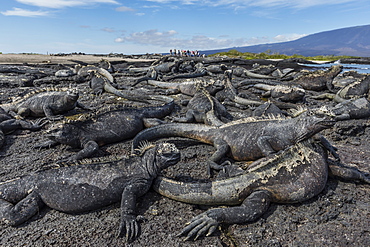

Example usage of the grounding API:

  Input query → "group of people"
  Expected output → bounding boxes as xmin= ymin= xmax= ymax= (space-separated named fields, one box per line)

xmin=169 ymin=49 xmax=203 ymax=57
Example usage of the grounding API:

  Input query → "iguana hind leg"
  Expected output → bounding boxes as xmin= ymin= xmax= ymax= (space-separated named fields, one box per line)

xmin=329 ymin=163 xmax=370 ymax=184
xmin=207 ymin=138 xmax=230 ymax=176
xmin=0 ymin=191 xmax=44 ymax=226
xmin=178 ymin=190 xmax=272 ymax=241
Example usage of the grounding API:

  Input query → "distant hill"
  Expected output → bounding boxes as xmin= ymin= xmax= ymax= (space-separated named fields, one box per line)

xmin=202 ymin=25 xmax=370 ymax=57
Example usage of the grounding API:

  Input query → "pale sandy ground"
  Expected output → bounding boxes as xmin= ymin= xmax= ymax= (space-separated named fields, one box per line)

xmin=0 ymin=54 xmax=155 ymax=64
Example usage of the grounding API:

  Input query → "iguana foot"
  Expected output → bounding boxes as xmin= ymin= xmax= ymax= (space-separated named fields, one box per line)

xmin=31 ymin=117 xmax=49 ymax=129
xmin=207 ymin=160 xmax=231 ymax=177
xmin=46 ymin=115 xmax=65 ymax=121
xmin=117 ymin=214 xmax=141 ymax=243
xmin=177 ymin=211 xmax=219 ymax=241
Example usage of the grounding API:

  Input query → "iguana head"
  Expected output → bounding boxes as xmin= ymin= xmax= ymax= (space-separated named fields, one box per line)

xmin=66 ymin=88 xmax=79 ymax=102
xmin=46 ymin=123 xmax=81 ymax=147
xmin=296 ymin=116 xmax=335 ymax=142
xmin=137 ymin=142 xmax=181 ymax=170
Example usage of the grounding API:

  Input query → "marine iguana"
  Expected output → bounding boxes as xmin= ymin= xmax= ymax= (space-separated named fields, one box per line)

xmin=310 ymin=75 xmax=370 ymax=103
xmin=172 ymin=88 xmax=233 ymax=126
xmin=87 ymin=70 xmax=150 ymax=103
xmin=0 ymin=142 xmax=180 ymax=243
xmin=0 ymin=87 xmax=89 ymax=120
xmin=250 ymin=83 xmax=306 ymax=103
xmin=133 ymin=67 xmax=158 ymax=86
xmin=0 ymin=107 xmax=45 ymax=148
xmin=215 ymin=70 xmax=264 ymax=107
xmin=152 ymin=139 xmax=369 ymax=241
xmin=132 ymin=114 xmax=335 ymax=170
xmin=291 ymin=65 xmax=342 ymax=91
xmin=313 ymin=97 xmax=370 ymax=121
xmin=162 ymin=68 xmax=208 ymax=81
xmin=35 ymin=95 xmax=175 ymax=161
xmin=251 ymin=102 xmax=287 ymax=118
xmin=138 ymin=78 xmax=224 ymax=96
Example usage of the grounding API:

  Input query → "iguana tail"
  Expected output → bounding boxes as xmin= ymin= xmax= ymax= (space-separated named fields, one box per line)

xmin=153 ymin=175 xmax=256 ymax=206
xmin=132 ymin=123 xmax=214 ymax=153
xmin=102 ymin=81 xmax=151 ymax=103
xmin=146 ymin=80 xmax=179 ymax=89
xmin=140 ymin=96 xmax=175 ymax=119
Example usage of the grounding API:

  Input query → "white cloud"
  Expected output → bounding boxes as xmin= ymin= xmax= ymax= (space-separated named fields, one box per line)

xmin=1 ymin=7 xmax=50 ymax=17
xmin=15 ymin=0 xmax=119 ymax=9
xmin=115 ymin=6 xmax=135 ymax=12
xmin=115 ymin=37 xmax=124 ymax=43
xmin=273 ymin=33 xmax=307 ymax=42
xmin=101 ymin=27 xmax=116 ymax=33
xmin=145 ymin=0 xmax=359 ymax=9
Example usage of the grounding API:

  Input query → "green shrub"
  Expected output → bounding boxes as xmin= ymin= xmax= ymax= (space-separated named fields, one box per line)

xmin=209 ymin=50 xmax=360 ymax=61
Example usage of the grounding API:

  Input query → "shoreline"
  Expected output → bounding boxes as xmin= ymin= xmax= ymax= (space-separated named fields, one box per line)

xmin=0 ymin=54 xmax=156 ymax=64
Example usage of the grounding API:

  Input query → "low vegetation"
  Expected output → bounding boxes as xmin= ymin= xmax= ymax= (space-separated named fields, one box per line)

xmin=209 ymin=49 xmax=359 ymax=61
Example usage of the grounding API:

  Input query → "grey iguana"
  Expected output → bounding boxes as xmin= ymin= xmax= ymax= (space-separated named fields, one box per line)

xmin=152 ymin=139 xmax=369 ymax=240
xmin=36 ymin=95 xmax=175 ymax=161
xmin=132 ymin=115 xmax=335 ymax=172
xmin=0 ymin=142 xmax=180 ymax=243
xmin=0 ymin=87 xmax=89 ymax=120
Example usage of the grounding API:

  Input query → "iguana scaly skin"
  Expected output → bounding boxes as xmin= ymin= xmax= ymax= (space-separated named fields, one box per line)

xmin=132 ymin=115 xmax=335 ymax=170
xmin=0 ymin=142 xmax=180 ymax=243
xmin=152 ymin=139 xmax=369 ymax=241
xmin=0 ymin=87 xmax=89 ymax=120
xmin=36 ymin=96 xmax=175 ymax=160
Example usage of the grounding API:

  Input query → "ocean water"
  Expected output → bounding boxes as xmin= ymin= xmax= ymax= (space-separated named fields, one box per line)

xmin=301 ymin=61 xmax=370 ymax=74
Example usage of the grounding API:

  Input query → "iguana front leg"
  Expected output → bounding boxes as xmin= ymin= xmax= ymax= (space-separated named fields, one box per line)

xmin=0 ymin=118 xmax=46 ymax=133
xmin=118 ymin=182 xmax=149 ymax=242
xmin=178 ymin=190 xmax=272 ymax=241
xmin=43 ymin=105 xmax=63 ymax=120
xmin=207 ymin=138 xmax=230 ymax=175
xmin=76 ymin=101 xmax=91 ymax=111
xmin=257 ymin=136 xmax=276 ymax=155
xmin=72 ymin=140 xmax=99 ymax=160
xmin=33 ymin=139 xmax=60 ymax=149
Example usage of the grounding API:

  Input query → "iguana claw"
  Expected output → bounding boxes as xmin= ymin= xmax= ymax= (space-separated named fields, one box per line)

xmin=178 ymin=212 xmax=219 ymax=241
xmin=117 ymin=214 xmax=140 ymax=243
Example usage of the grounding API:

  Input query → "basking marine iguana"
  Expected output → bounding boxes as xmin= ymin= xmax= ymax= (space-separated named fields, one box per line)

xmin=87 ymin=69 xmax=150 ymax=103
xmin=0 ymin=142 xmax=180 ymax=243
xmin=311 ymin=97 xmax=370 ymax=121
xmin=291 ymin=65 xmax=343 ymax=91
xmin=216 ymin=70 xmax=265 ymax=107
xmin=135 ymin=78 xmax=224 ymax=96
xmin=249 ymin=83 xmax=306 ymax=103
xmin=152 ymin=139 xmax=370 ymax=241
xmin=172 ymin=88 xmax=233 ymax=126
xmin=0 ymin=107 xmax=44 ymax=148
xmin=132 ymin=115 xmax=335 ymax=170
xmin=35 ymin=95 xmax=175 ymax=161
xmin=312 ymin=75 xmax=370 ymax=103
xmin=0 ymin=87 xmax=89 ymax=120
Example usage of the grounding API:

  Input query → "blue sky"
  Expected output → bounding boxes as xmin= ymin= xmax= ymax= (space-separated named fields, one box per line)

xmin=1 ymin=0 xmax=369 ymax=54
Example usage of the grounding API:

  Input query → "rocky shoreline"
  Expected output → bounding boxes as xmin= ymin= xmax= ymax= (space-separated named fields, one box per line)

xmin=0 ymin=54 xmax=369 ymax=247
